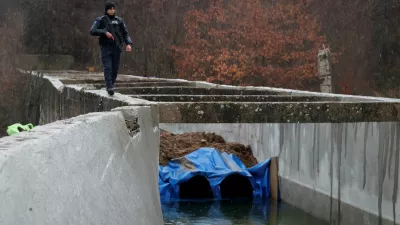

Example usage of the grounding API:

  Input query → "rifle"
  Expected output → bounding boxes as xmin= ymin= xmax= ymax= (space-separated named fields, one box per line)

xmin=103 ymin=16 xmax=123 ymax=49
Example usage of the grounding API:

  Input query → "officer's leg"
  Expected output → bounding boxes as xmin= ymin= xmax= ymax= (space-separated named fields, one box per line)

xmin=101 ymin=46 xmax=113 ymax=90
xmin=111 ymin=48 xmax=122 ymax=86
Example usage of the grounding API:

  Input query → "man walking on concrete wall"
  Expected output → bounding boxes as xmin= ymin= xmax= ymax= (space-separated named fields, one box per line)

xmin=90 ymin=1 xmax=133 ymax=96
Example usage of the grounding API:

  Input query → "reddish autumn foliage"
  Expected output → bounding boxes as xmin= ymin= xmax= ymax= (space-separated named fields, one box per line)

xmin=338 ymin=71 xmax=354 ymax=95
xmin=172 ymin=0 xmax=327 ymax=89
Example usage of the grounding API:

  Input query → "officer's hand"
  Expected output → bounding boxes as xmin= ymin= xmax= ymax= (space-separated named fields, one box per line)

xmin=106 ymin=32 xmax=114 ymax=40
xmin=126 ymin=45 xmax=132 ymax=52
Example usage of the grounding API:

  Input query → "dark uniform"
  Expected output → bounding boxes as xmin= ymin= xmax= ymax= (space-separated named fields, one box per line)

xmin=90 ymin=2 xmax=133 ymax=95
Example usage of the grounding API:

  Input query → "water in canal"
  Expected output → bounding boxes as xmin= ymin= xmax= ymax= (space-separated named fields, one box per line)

xmin=162 ymin=198 xmax=328 ymax=225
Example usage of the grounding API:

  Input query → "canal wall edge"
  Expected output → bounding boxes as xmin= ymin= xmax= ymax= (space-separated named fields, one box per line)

xmin=0 ymin=109 xmax=163 ymax=225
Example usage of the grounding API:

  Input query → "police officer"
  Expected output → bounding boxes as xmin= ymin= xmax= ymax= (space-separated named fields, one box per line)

xmin=90 ymin=1 xmax=133 ymax=96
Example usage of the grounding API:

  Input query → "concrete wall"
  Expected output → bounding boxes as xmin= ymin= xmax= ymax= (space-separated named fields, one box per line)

xmin=33 ymin=72 xmax=154 ymax=125
xmin=20 ymin=70 xmax=400 ymax=225
xmin=160 ymin=122 xmax=400 ymax=225
xmin=0 ymin=109 xmax=163 ymax=225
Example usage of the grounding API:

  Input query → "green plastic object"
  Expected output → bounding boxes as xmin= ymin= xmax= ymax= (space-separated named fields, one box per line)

xmin=7 ymin=123 xmax=34 ymax=136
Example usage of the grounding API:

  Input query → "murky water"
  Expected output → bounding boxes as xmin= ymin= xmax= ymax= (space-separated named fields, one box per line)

xmin=162 ymin=199 xmax=328 ymax=225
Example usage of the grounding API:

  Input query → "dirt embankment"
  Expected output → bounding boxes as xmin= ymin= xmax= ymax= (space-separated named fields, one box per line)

xmin=160 ymin=131 xmax=258 ymax=168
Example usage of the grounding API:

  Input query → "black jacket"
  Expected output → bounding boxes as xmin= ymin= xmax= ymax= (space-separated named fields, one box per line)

xmin=90 ymin=15 xmax=133 ymax=49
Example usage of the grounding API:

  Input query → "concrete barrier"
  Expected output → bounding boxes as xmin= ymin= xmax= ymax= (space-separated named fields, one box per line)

xmin=22 ymin=71 xmax=155 ymax=125
xmin=0 ymin=109 xmax=163 ymax=225
xmin=18 ymin=70 xmax=400 ymax=225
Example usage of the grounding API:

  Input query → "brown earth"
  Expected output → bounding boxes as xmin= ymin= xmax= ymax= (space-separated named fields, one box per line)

xmin=160 ymin=131 xmax=258 ymax=168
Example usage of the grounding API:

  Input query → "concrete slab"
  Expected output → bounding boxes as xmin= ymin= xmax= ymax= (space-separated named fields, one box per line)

xmin=0 ymin=111 xmax=163 ymax=225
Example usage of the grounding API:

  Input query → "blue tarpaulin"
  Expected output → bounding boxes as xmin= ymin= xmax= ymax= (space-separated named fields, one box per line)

xmin=159 ymin=147 xmax=274 ymax=202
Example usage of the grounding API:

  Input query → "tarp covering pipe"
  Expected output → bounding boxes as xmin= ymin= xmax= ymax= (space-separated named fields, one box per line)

xmin=159 ymin=148 xmax=278 ymax=202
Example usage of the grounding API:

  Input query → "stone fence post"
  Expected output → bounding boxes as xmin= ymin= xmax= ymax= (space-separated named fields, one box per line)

xmin=318 ymin=46 xmax=333 ymax=93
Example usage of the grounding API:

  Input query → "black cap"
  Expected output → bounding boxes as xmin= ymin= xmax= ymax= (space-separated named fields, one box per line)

xmin=105 ymin=1 xmax=116 ymax=14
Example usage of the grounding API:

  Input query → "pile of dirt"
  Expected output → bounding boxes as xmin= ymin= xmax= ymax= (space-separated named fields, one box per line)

xmin=160 ymin=131 xmax=258 ymax=168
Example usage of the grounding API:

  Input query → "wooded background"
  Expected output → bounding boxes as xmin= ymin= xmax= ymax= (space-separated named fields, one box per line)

xmin=1 ymin=0 xmax=400 ymax=135
xmin=9 ymin=0 xmax=400 ymax=94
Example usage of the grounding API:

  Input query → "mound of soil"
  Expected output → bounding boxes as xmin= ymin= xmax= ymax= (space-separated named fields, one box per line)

xmin=160 ymin=131 xmax=258 ymax=168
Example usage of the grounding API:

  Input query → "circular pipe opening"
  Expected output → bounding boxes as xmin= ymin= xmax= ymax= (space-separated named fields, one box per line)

xmin=220 ymin=174 xmax=253 ymax=199
xmin=179 ymin=175 xmax=214 ymax=199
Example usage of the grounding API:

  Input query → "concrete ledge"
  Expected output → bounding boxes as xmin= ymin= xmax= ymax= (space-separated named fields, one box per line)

xmin=158 ymin=102 xmax=400 ymax=123
xmin=0 ymin=111 xmax=163 ymax=225
xmin=93 ymin=82 xmax=192 ymax=88
xmin=132 ymin=95 xmax=341 ymax=102
xmin=59 ymin=78 xmax=181 ymax=85
xmin=116 ymin=86 xmax=279 ymax=95
xmin=22 ymin=70 xmax=400 ymax=103
xmin=192 ymin=80 xmax=400 ymax=103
